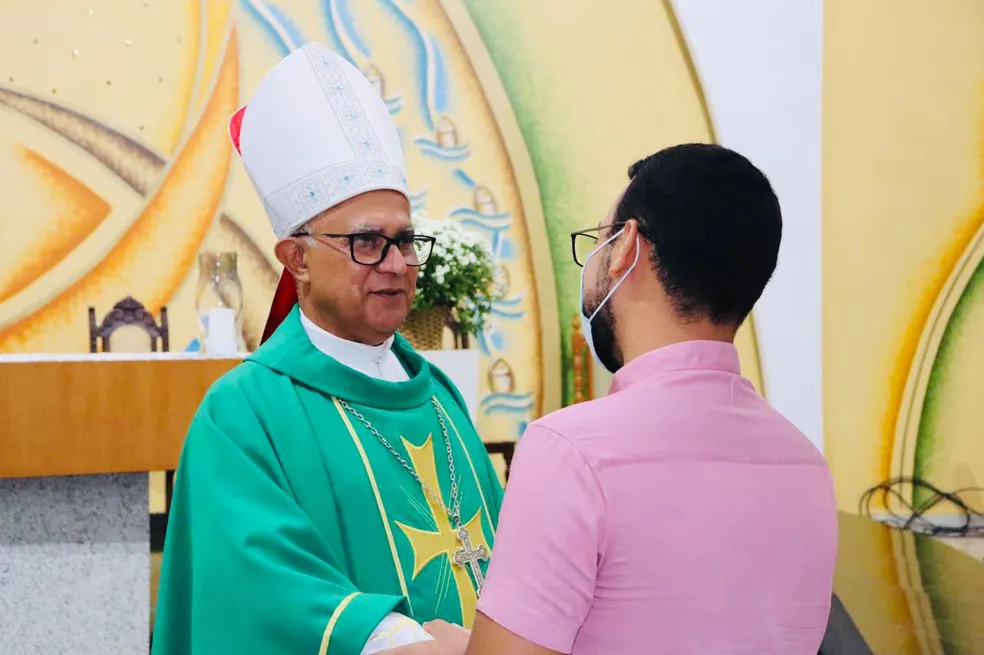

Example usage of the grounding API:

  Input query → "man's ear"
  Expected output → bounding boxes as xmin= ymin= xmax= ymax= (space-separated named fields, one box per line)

xmin=608 ymin=219 xmax=642 ymax=278
xmin=274 ymin=238 xmax=311 ymax=284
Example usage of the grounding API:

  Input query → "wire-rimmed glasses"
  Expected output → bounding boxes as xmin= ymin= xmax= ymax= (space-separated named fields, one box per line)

xmin=570 ymin=223 xmax=626 ymax=267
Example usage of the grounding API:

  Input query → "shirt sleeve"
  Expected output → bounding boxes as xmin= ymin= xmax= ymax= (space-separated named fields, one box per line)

xmin=362 ymin=613 xmax=434 ymax=654
xmin=476 ymin=424 xmax=607 ymax=653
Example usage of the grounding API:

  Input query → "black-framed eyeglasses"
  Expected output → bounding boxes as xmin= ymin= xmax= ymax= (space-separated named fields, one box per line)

xmin=294 ymin=231 xmax=436 ymax=267
xmin=570 ymin=223 xmax=626 ymax=267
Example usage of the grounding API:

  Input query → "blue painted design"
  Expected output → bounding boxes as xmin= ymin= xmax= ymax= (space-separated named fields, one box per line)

xmin=488 ymin=230 xmax=503 ymax=253
xmin=379 ymin=0 xmax=434 ymax=130
xmin=266 ymin=4 xmax=304 ymax=47
xmin=483 ymin=405 xmax=534 ymax=417
xmin=477 ymin=331 xmax=492 ymax=356
xmin=413 ymin=137 xmax=470 ymax=162
xmin=409 ymin=187 xmax=428 ymax=211
xmin=385 ymin=95 xmax=404 ymax=115
xmin=419 ymin=147 xmax=470 ymax=162
xmin=429 ymin=35 xmax=449 ymax=114
xmin=320 ymin=0 xmax=354 ymax=62
xmin=454 ymin=169 xmax=477 ymax=188
xmin=184 ymin=339 xmax=200 ymax=353
xmin=334 ymin=0 xmax=372 ymax=57
xmin=481 ymin=392 xmax=534 ymax=406
xmin=413 ymin=137 xmax=468 ymax=152
xmin=478 ymin=324 xmax=507 ymax=355
xmin=450 ymin=207 xmax=510 ymax=222
xmin=240 ymin=0 xmax=304 ymax=56
xmin=493 ymin=295 xmax=524 ymax=307
xmin=498 ymin=237 xmax=515 ymax=260
xmin=459 ymin=220 xmax=509 ymax=242
xmin=489 ymin=327 xmax=505 ymax=351
xmin=492 ymin=295 xmax=526 ymax=317
xmin=490 ymin=305 xmax=526 ymax=320
xmin=480 ymin=393 xmax=536 ymax=416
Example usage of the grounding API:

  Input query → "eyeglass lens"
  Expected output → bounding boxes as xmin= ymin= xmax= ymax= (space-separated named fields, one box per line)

xmin=351 ymin=234 xmax=433 ymax=266
xmin=573 ymin=233 xmax=598 ymax=267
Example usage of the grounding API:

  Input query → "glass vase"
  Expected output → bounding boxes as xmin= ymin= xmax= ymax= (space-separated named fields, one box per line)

xmin=195 ymin=251 xmax=244 ymax=354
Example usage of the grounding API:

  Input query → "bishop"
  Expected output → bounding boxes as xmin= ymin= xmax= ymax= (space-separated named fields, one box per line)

xmin=152 ymin=43 xmax=502 ymax=655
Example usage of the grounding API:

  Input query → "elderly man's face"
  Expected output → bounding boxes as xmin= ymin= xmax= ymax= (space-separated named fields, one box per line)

xmin=289 ymin=189 xmax=416 ymax=344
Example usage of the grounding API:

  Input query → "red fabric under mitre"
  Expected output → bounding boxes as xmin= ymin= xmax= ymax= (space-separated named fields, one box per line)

xmin=229 ymin=104 xmax=247 ymax=156
xmin=229 ymin=104 xmax=298 ymax=345
xmin=261 ymin=270 xmax=298 ymax=344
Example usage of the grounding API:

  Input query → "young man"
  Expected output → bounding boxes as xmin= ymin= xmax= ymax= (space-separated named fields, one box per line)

xmin=152 ymin=44 xmax=502 ymax=655
xmin=461 ymin=144 xmax=837 ymax=654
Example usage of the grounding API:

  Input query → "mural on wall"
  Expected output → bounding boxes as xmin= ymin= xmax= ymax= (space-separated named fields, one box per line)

xmin=0 ymin=0 xmax=765 ymax=441
xmin=0 ymin=0 xmax=555 ymax=442
xmin=824 ymin=1 xmax=984 ymax=512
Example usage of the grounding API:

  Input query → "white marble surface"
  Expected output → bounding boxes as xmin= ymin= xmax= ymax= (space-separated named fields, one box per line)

xmin=419 ymin=349 xmax=481 ymax=421
xmin=0 ymin=474 xmax=149 ymax=655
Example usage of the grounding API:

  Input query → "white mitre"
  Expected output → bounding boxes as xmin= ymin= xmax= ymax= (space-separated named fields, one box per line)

xmin=230 ymin=43 xmax=408 ymax=238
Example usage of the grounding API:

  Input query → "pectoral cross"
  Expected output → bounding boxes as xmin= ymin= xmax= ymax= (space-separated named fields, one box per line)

xmin=453 ymin=525 xmax=489 ymax=593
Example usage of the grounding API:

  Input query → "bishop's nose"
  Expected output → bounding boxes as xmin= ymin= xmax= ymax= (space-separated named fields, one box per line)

xmin=377 ymin=244 xmax=409 ymax=274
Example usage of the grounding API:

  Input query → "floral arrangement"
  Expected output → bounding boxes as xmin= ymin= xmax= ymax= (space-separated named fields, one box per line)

xmin=411 ymin=211 xmax=499 ymax=336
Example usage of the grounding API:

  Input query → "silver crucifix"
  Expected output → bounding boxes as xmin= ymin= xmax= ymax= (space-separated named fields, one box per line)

xmin=452 ymin=526 xmax=490 ymax=593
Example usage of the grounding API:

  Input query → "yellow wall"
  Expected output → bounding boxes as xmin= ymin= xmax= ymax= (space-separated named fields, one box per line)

xmin=824 ymin=0 xmax=984 ymax=511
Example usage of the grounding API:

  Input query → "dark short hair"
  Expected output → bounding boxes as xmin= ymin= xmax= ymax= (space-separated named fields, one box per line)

xmin=615 ymin=143 xmax=782 ymax=325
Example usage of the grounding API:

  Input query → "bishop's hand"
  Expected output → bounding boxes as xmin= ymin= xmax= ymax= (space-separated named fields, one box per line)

xmin=377 ymin=643 xmax=446 ymax=655
xmin=423 ymin=619 xmax=471 ymax=655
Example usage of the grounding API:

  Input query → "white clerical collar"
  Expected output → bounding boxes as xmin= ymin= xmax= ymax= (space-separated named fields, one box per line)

xmin=299 ymin=310 xmax=409 ymax=382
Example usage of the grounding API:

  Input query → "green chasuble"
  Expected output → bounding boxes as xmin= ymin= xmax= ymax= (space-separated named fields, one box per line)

xmin=152 ymin=307 xmax=504 ymax=655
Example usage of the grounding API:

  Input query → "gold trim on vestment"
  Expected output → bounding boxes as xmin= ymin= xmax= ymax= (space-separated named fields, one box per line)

xmin=332 ymin=398 xmax=412 ymax=608
xmin=433 ymin=397 xmax=495 ymax=538
xmin=318 ymin=591 xmax=360 ymax=655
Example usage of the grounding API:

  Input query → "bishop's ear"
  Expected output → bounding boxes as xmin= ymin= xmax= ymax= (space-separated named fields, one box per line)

xmin=274 ymin=237 xmax=311 ymax=284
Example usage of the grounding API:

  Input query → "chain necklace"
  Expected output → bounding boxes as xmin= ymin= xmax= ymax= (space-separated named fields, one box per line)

xmin=339 ymin=396 xmax=462 ymax=526
xmin=338 ymin=396 xmax=490 ymax=592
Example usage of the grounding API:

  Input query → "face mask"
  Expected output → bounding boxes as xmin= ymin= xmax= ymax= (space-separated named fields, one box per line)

xmin=579 ymin=228 xmax=640 ymax=373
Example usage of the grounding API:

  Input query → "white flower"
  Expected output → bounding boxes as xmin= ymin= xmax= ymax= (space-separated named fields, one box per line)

xmin=411 ymin=212 xmax=496 ymax=326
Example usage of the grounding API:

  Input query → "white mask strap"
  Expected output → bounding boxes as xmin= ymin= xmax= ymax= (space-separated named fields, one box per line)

xmin=585 ymin=230 xmax=641 ymax=322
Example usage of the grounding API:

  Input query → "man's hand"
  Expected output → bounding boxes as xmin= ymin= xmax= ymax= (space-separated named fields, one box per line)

xmin=423 ymin=619 xmax=471 ymax=655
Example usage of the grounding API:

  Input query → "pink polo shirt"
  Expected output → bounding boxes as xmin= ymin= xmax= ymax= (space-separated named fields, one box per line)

xmin=478 ymin=341 xmax=837 ymax=654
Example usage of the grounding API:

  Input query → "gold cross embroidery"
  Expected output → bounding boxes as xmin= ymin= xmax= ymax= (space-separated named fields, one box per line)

xmin=395 ymin=435 xmax=489 ymax=628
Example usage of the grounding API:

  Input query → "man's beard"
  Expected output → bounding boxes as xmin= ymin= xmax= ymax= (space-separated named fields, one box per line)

xmin=583 ymin=272 xmax=624 ymax=374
